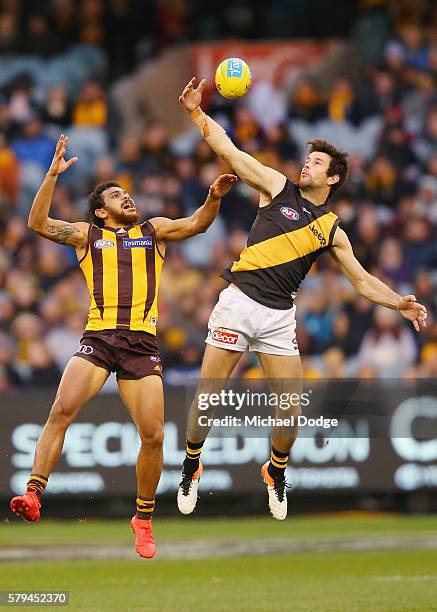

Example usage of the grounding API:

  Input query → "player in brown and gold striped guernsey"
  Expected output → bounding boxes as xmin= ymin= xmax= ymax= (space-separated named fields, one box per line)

xmin=10 ymin=134 xmax=237 ymax=558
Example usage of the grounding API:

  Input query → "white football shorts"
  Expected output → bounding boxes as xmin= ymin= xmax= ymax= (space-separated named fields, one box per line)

xmin=205 ymin=285 xmax=299 ymax=356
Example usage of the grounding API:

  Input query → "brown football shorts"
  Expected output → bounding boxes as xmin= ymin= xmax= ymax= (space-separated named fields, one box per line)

xmin=74 ymin=330 xmax=162 ymax=379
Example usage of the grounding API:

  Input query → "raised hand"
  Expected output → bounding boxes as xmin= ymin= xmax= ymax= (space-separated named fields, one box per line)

xmin=47 ymin=134 xmax=78 ymax=177
xmin=179 ymin=77 xmax=207 ymax=112
xmin=399 ymin=295 xmax=427 ymax=332
xmin=209 ymin=174 xmax=238 ymax=198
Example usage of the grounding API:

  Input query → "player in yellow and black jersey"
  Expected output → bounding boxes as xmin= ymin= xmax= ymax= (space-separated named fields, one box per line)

xmin=177 ymin=77 xmax=428 ymax=521
xmin=9 ymin=134 xmax=237 ymax=558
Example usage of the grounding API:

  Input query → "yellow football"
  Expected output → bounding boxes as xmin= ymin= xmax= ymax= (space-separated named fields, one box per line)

xmin=215 ymin=57 xmax=252 ymax=100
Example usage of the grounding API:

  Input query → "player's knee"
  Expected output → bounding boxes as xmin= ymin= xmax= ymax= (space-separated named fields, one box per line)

xmin=48 ymin=398 xmax=76 ymax=430
xmin=139 ymin=425 xmax=164 ymax=450
xmin=279 ymin=402 xmax=302 ymax=419
xmin=293 ymin=403 xmax=302 ymax=419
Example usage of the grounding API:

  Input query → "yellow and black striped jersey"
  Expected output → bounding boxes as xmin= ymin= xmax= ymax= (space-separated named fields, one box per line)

xmin=222 ymin=180 xmax=339 ymax=309
xmin=78 ymin=221 xmax=164 ymax=335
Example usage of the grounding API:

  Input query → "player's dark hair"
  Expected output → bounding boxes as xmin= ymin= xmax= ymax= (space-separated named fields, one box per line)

xmin=88 ymin=181 xmax=120 ymax=227
xmin=307 ymin=139 xmax=348 ymax=197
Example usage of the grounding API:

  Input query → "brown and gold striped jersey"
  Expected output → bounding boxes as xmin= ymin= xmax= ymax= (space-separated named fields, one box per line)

xmin=222 ymin=180 xmax=339 ymax=309
xmin=78 ymin=221 xmax=164 ymax=335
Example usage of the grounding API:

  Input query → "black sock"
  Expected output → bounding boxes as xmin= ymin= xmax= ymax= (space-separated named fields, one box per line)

xmin=26 ymin=473 xmax=48 ymax=498
xmin=183 ymin=439 xmax=204 ymax=475
xmin=136 ymin=496 xmax=155 ymax=520
xmin=268 ymin=447 xmax=289 ymax=480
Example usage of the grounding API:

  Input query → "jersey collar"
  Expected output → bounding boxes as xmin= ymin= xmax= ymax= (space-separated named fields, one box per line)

xmin=295 ymin=184 xmax=329 ymax=213
xmin=102 ymin=224 xmax=136 ymax=233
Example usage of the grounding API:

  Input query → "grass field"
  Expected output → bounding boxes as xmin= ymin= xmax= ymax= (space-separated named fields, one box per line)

xmin=1 ymin=514 xmax=437 ymax=611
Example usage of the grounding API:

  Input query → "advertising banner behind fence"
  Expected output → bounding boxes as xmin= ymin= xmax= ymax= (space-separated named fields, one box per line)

xmin=0 ymin=380 xmax=436 ymax=498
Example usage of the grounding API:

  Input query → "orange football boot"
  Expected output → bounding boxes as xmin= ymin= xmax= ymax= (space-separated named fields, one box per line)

xmin=10 ymin=492 xmax=41 ymax=523
xmin=130 ymin=516 xmax=156 ymax=559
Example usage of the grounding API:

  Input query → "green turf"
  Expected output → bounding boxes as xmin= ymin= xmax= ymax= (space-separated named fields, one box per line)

xmin=1 ymin=550 xmax=437 ymax=612
xmin=2 ymin=514 xmax=437 ymax=547
xmin=1 ymin=516 xmax=437 ymax=611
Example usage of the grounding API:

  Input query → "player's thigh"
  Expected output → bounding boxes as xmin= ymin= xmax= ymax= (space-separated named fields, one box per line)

xmin=255 ymin=352 xmax=303 ymax=400
xmin=194 ymin=344 xmax=245 ymax=402
xmin=51 ymin=356 xmax=110 ymax=420
xmin=117 ymin=375 xmax=164 ymax=437
xmin=200 ymin=344 xmax=243 ymax=379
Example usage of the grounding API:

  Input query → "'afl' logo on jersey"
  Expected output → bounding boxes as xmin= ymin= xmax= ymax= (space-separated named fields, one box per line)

xmin=94 ymin=239 xmax=115 ymax=249
xmin=280 ymin=206 xmax=299 ymax=221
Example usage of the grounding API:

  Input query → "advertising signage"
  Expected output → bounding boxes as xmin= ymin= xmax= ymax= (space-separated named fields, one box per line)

xmin=0 ymin=380 xmax=436 ymax=498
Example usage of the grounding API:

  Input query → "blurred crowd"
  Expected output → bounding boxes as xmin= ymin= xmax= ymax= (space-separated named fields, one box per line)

xmin=0 ymin=0 xmax=436 ymax=390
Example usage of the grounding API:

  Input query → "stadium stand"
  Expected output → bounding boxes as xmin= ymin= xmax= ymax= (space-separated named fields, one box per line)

xmin=0 ymin=0 xmax=436 ymax=389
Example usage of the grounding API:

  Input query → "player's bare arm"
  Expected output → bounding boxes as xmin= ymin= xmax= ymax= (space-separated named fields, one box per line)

xmin=179 ymin=77 xmax=285 ymax=204
xmin=150 ymin=173 xmax=237 ymax=244
xmin=28 ymin=134 xmax=88 ymax=253
xmin=330 ymin=227 xmax=427 ymax=332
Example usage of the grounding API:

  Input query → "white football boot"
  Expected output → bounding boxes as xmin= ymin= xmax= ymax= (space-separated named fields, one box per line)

xmin=261 ymin=461 xmax=289 ymax=520
xmin=177 ymin=462 xmax=203 ymax=515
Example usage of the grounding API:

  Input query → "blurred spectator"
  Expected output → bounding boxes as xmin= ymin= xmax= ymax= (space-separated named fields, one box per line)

xmin=11 ymin=118 xmax=54 ymax=170
xmin=414 ymin=108 xmax=437 ymax=164
xmin=289 ymin=78 xmax=325 ymax=123
xmin=327 ymin=75 xmax=367 ymax=126
xmin=379 ymin=123 xmax=417 ymax=170
xmin=364 ymin=154 xmax=402 ymax=207
xmin=7 ymin=77 xmax=35 ymax=126
xmin=41 ymin=85 xmax=73 ymax=130
xmin=402 ymin=217 xmax=437 ymax=269
xmin=357 ymin=307 xmax=417 ymax=377
xmin=414 ymin=270 xmax=437 ymax=318
xmin=0 ymin=331 xmax=20 ymax=388
xmin=26 ymin=340 xmax=61 ymax=387
xmin=329 ymin=310 xmax=358 ymax=357
xmin=46 ymin=312 xmax=85 ymax=371
xmin=0 ymin=12 xmax=18 ymax=54
xmin=73 ymin=81 xmax=107 ymax=128
xmin=378 ymin=238 xmax=412 ymax=284
xmin=25 ymin=14 xmax=54 ymax=57
xmin=301 ymin=290 xmax=335 ymax=354
xmin=0 ymin=132 xmax=19 ymax=205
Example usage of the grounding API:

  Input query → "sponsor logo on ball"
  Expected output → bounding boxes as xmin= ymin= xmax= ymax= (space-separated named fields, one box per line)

xmin=227 ymin=58 xmax=243 ymax=78
xmin=280 ymin=206 xmax=300 ymax=221
xmin=211 ymin=329 xmax=239 ymax=345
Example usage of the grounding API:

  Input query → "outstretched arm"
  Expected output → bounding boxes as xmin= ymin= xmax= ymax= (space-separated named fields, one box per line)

xmin=179 ymin=78 xmax=285 ymax=202
xmin=330 ymin=227 xmax=427 ymax=332
xmin=28 ymin=134 xmax=88 ymax=247
xmin=150 ymin=174 xmax=237 ymax=243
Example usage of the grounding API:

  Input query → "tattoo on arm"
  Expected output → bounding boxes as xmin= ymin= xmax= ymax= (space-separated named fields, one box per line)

xmin=44 ymin=223 xmax=80 ymax=245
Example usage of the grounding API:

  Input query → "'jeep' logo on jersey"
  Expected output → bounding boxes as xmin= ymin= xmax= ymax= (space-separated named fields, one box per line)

xmin=123 ymin=237 xmax=153 ymax=249
xmin=280 ymin=206 xmax=300 ymax=221
xmin=309 ymin=224 xmax=327 ymax=247
xmin=94 ymin=239 xmax=115 ymax=249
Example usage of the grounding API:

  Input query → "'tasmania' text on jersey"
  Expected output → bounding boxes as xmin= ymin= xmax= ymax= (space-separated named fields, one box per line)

xmin=79 ymin=221 xmax=164 ymax=334
xmin=222 ymin=180 xmax=339 ymax=309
